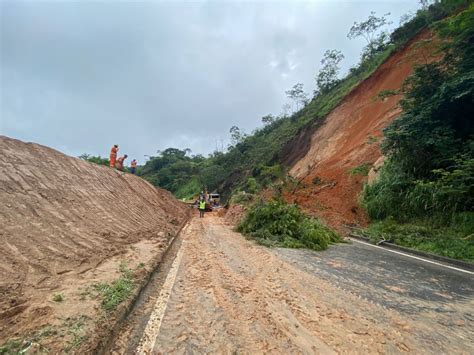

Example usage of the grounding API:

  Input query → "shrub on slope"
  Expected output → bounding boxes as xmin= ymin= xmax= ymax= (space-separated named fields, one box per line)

xmin=237 ymin=200 xmax=341 ymax=250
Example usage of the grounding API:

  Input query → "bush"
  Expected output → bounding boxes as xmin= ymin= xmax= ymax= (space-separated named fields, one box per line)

xmin=349 ymin=163 xmax=371 ymax=176
xmin=229 ymin=191 xmax=256 ymax=205
xmin=78 ymin=153 xmax=109 ymax=166
xmin=237 ymin=200 xmax=340 ymax=250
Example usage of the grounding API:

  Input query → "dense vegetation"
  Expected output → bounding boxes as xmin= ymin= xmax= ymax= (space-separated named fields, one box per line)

xmin=362 ymin=2 xmax=474 ymax=261
xmin=237 ymin=199 xmax=341 ymax=250
xmin=140 ymin=1 xmax=461 ymax=201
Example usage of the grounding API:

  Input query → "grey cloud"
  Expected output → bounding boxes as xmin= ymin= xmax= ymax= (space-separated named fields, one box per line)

xmin=1 ymin=0 xmax=420 ymax=163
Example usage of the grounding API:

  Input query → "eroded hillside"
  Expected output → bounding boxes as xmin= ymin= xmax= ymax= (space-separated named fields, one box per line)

xmin=284 ymin=30 xmax=440 ymax=231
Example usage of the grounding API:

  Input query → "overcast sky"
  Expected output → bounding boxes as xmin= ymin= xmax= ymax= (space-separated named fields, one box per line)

xmin=1 ymin=0 xmax=420 ymax=164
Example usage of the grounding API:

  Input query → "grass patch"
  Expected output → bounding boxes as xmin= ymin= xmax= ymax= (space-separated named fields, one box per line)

xmin=52 ymin=293 xmax=64 ymax=302
xmin=312 ymin=176 xmax=322 ymax=185
xmin=93 ymin=262 xmax=135 ymax=312
xmin=0 ymin=326 xmax=58 ymax=354
xmin=366 ymin=135 xmax=377 ymax=144
xmin=237 ymin=199 xmax=341 ymax=251
xmin=64 ymin=316 xmax=89 ymax=352
xmin=357 ymin=215 xmax=474 ymax=262
xmin=0 ymin=339 xmax=23 ymax=354
xmin=349 ymin=163 xmax=371 ymax=176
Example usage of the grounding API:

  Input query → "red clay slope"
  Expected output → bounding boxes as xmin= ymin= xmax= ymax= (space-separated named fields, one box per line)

xmin=0 ymin=136 xmax=189 ymax=351
xmin=286 ymin=30 xmax=439 ymax=232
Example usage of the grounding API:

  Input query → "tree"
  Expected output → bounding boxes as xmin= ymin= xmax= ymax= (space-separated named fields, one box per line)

xmin=347 ymin=12 xmax=392 ymax=61
xmin=261 ymin=114 xmax=275 ymax=126
xmin=315 ymin=49 xmax=344 ymax=94
xmin=285 ymin=83 xmax=309 ymax=111
xmin=419 ymin=0 xmax=430 ymax=10
xmin=229 ymin=126 xmax=243 ymax=145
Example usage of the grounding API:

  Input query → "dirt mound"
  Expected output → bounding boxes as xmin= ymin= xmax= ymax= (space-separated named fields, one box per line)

xmin=222 ymin=204 xmax=248 ymax=226
xmin=0 ymin=136 xmax=189 ymax=351
xmin=286 ymin=30 xmax=440 ymax=232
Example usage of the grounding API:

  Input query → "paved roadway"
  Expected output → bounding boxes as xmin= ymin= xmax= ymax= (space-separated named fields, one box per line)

xmin=276 ymin=239 xmax=473 ymax=313
xmin=275 ymin=239 xmax=474 ymax=350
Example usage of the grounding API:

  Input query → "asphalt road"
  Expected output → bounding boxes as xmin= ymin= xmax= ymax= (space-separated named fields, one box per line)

xmin=275 ymin=239 xmax=474 ymax=350
xmin=276 ymin=240 xmax=473 ymax=313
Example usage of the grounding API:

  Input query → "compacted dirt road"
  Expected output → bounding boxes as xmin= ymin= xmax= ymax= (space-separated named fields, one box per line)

xmin=111 ymin=213 xmax=473 ymax=354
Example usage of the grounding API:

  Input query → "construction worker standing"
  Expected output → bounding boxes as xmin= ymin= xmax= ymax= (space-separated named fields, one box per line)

xmin=130 ymin=159 xmax=137 ymax=174
xmin=199 ymin=199 xmax=206 ymax=218
xmin=116 ymin=154 xmax=128 ymax=171
xmin=109 ymin=145 xmax=118 ymax=168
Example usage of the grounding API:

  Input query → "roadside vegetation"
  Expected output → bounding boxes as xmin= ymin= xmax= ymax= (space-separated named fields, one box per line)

xmin=237 ymin=199 xmax=341 ymax=250
xmin=0 ymin=317 xmax=90 ymax=354
xmin=362 ymin=2 xmax=474 ymax=261
xmin=93 ymin=262 xmax=135 ymax=312
xmin=0 ymin=327 xmax=55 ymax=354
xmin=356 ymin=217 xmax=474 ymax=262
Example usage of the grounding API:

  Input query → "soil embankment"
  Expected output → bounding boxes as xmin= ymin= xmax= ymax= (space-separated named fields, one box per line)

xmin=286 ymin=30 xmax=440 ymax=231
xmin=0 ymin=136 xmax=189 ymax=352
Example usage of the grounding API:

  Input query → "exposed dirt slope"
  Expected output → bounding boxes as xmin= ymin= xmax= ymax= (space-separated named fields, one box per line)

xmin=0 ymin=136 xmax=189 ymax=351
xmin=286 ymin=30 xmax=439 ymax=231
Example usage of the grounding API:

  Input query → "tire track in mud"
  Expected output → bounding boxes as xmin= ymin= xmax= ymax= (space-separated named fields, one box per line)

xmin=142 ymin=215 xmax=420 ymax=353
xmin=110 ymin=213 xmax=472 ymax=354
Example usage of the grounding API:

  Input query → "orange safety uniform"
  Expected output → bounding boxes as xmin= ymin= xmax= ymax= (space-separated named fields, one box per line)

xmin=109 ymin=146 xmax=118 ymax=168
xmin=116 ymin=156 xmax=125 ymax=170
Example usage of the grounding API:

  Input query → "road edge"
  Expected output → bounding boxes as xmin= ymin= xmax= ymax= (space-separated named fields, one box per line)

xmin=95 ymin=208 xmax=192 ymax=354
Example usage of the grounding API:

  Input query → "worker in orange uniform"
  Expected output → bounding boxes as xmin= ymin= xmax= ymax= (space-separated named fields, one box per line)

xmin=109 ymin=145 xmax=119 ymax=168
xmin=130 ymin=159 xmax=137 ymax=174
xmin=116 ymin=154 xmax=128 ymax=171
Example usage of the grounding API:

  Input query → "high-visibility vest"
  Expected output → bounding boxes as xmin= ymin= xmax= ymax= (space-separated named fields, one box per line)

xmin=199 ymin=201 xmax=206 ymax=209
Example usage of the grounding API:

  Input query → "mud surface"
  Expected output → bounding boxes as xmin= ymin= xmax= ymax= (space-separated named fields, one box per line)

xmin=287 ymin=30 xmax=441 ymax=231
xmin=114 ymin=214 xmax=473 ymax=353
xmin=0 ymin=136 xmax=189 ymax=351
